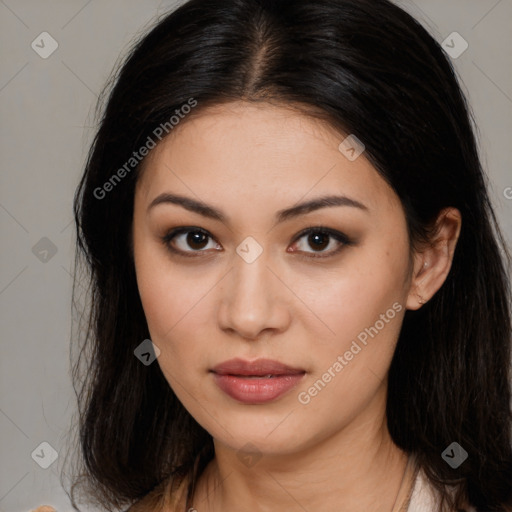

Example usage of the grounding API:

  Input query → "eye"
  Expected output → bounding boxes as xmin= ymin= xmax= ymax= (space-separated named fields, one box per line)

xmin=289 ymin=226 xmax=353 ymax=258
xmin=162 ymin=227 xmax=221 ymax=257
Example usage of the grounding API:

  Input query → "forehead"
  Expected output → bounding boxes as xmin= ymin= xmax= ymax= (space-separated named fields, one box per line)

xmin=135 ymin=101 xmax=401 ymax=220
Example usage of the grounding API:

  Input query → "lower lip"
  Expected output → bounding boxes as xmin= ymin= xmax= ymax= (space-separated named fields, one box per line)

xmin=212 ymin=373 xmax=305 ymax=404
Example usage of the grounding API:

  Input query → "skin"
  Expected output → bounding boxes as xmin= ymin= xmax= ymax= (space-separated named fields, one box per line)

xmin=132 ymin=100 xmax=461 ymax=512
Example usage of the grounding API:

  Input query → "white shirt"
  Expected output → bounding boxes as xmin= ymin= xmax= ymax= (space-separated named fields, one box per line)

xmin=407 ymin=469 xmax=477 ymax=512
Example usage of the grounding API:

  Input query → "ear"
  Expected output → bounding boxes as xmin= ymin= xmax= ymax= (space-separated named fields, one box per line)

xmin=406 ymin=207 xmax=462 ymax=311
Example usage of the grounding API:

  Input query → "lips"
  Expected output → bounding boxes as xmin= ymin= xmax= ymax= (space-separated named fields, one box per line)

xmin=211 ymin=358 xmax=305 ymax=377
xmin=211 ymin=358 xmax=306 ymax=404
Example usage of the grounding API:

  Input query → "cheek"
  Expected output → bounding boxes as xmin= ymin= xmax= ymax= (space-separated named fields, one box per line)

xmin=295 ymin=233 xmax=409 ymax=404
xmin=302 ymin=242 xmax=408 ymax=347
xmin=133 ymin=234 xmax=182 ymax=345
xmin=294 ymin=275 xmax=406 ymax=428
xmin=137 ymin=265 xmax=202 ymax=346
xmin=133 ymin=242 xmax=217 ymax=373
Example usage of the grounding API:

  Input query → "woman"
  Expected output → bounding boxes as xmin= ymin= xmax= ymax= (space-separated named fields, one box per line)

xmin=63 ymin=0 xmax=512 ymax=510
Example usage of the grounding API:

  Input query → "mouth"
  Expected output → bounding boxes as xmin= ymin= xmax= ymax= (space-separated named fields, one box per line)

xmin=227 ymin=374 xmax=283 ymax=378
xmin=210 ymin=358 xmax=306 ymax=404
xmin=211 ymin=357 xmax=305 ymax=377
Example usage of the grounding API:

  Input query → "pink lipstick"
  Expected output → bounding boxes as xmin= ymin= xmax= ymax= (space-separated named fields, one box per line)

xmin=211 ymin=358 xmax=306 ymax=404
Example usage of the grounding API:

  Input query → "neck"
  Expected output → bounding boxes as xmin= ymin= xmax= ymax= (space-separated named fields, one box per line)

xmin=192 ymin=385 xmax=412 ymax=512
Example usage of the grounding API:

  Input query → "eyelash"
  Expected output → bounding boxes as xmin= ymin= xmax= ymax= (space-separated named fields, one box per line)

xmin=161 ymin=225 xmax=354 ymax=260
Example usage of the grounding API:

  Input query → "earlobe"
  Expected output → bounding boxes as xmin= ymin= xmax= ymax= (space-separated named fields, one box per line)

xmin=415 ymin=262 xmax=429 ymax=305
xmin=406 ymin=260 xmax=429 ymax=310
xmin=405 ymin=207 xmax=462 ymax=311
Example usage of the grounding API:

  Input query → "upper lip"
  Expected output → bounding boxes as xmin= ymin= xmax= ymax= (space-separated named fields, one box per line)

xmin=211 ymin=358 xmax=305 ymax=376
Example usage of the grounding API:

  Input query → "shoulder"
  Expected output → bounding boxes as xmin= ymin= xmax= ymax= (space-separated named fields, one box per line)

xmin=408 ymin=469 xmax=477 ymax=512
xmin=125 ymin=474 xmax=189 ymax=512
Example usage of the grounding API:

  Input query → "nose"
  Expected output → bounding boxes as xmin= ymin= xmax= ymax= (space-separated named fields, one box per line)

xmin=216 ymin=249 xmax=292 ymax=341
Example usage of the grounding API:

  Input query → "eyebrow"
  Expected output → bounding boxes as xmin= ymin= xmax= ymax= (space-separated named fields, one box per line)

xmin=147 ymin=192 xmax=369 ymax=223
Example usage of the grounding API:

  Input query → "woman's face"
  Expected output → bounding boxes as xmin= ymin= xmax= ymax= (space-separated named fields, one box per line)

xmin=133 ymin=100 xmax=416 ymax=456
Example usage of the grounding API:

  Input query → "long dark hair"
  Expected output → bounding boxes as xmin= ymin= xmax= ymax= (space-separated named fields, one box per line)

xmin=69 ymin=0 xmax=512 ymax=510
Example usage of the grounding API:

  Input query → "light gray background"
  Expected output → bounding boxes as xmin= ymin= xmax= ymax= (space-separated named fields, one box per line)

xmin=1 ymin=1 xmax=511 ymax=511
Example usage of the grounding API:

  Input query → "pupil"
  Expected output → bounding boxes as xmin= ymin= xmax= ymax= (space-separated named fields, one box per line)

xmin=309 ymin=233 xmax=328 ymax=251
xmin=187 ymin=231 xmax=207 ymax=249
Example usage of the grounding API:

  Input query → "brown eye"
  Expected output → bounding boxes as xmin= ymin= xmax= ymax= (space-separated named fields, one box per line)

xmin=185 ymin=231 xmax=209 ymax=250
xmin=290 ymin=227 xmax=353 ymax=259
xmin=162 ymin=227 xmax=221 ymax=256
xmin=307 ymin=232 xmax=330 ymax=251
